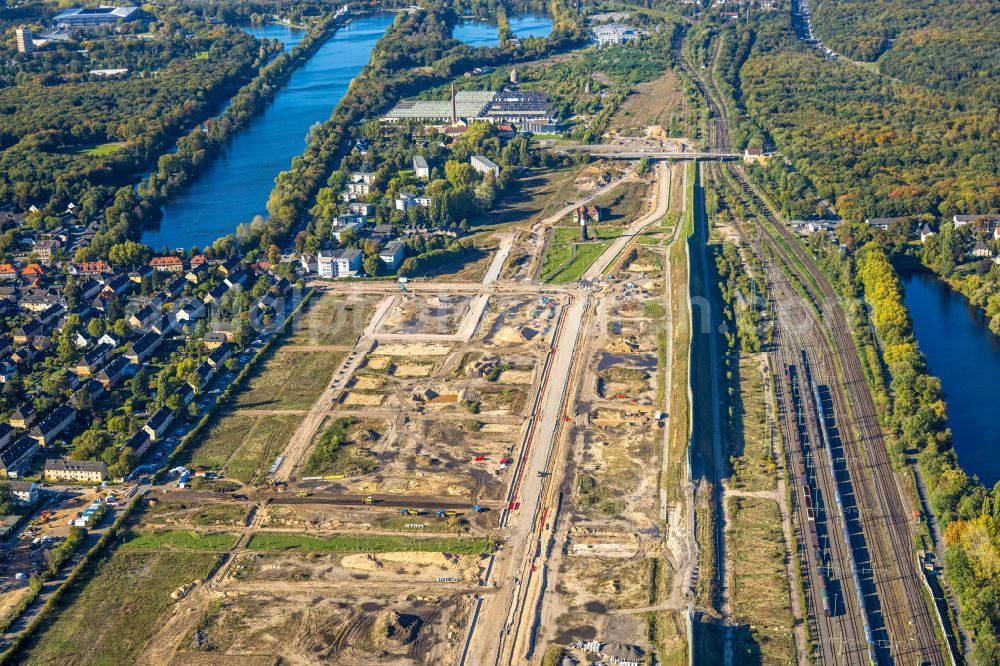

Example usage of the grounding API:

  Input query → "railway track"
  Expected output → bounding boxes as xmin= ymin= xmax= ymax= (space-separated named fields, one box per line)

xmin=682 ymin=29 xmax=946 ymax=665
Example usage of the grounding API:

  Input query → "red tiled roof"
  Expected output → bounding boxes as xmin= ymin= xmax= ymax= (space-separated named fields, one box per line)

xmin=149 ymin=256 xmax=183 ymax=266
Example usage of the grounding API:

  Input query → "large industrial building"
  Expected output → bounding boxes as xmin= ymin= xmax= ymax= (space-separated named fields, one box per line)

xmin=53 ymin=6 xmax=141 ymax=30
xmin=15 ymin=26 xmax=33 ymax=54
xmin=592 ymin=23 xmax=641 ymax=46
xmin=384 ymin=83 xmax=558 ymax=133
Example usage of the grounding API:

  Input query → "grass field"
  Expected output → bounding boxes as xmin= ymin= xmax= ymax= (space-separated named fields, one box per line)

xmin=75 ymin=141 xmax=126 ymax=156
xmin=224 ymin=413 xmax=301 ymax=483
xmin=610 ymin=69 xmax=686 ymax=134
xmin=18 ymin=550 xmax=219 ymax=665
xmin=184 ymin=412 xmax=299 ymax=483
xmin=727 ymin=496 xmax=795 ymax=664
xmin=288 ymin=292 xmax=377 ymax=346
xmin=540 ymin=225 xmax=622 ymax=283
xmin=730 ymin=355 xmax=778 ymax=492
xmin=121 ymin=529 xmax=239 ymax=551
xmin=234 ymin=350 xmax=345 ymax=411
xmin=247 ymin=532 xmax=491 ymax=554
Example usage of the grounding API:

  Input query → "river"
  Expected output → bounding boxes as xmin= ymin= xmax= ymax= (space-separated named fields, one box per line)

xmin=453 ymin=14 xmax=552 ymax=47
xmin=900 ymin=270 xmax=1000 ymax=486
xmin=142 ymin=14 xmax=395 ymax=251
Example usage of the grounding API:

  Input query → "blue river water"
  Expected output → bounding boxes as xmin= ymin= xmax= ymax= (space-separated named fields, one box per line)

xmin=453 ymin=14 xmax=553 ymax=47
xmin=900 ymin=270 xmax=1000 ymax=486
xmin=142 ymin=13 xmax=553 ymax=252
xmin=142 ymin=14 xmax=395 ymax=251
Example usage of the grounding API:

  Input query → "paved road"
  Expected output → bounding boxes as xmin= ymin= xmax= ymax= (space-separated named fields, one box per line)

xmin=462 ymin=294 xmax=587 ymax=665
xmin=549 ymin=145 xmax=739 ymax=160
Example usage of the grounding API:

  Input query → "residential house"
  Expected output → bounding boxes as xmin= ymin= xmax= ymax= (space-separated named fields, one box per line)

xmin=864 ymin=217 xmax=905 ymax=231
xmin=207 ymin=343 xmax=232 ymax=368
xmin=70 ymin=379 xmax=105 ymax=409
xmin=100 ymin=274 xmax=132 ymax=297
xmin=299 ymin=253 xmax=317 ymax=274
xmin=10 ymin=347 xmax=37 ymax=366
xmin=379 ymin=240 xmax=406 ymax=270
xmin=164 ymin=276 xmax=188 ymax=298
xmin=470 ymin=155 xmax=500 ymax=177
xmin=920 ymin=224 xmax=936 ymax=244
xmin=129 ymin=304 xmax=159 ymax=330
xmin=204 ymin=332 xmax=229 ymax=349
xmin=0 ymin=264 xmax=16 ymax=280
xmin=43 ymin=459 xmax=107 ymax=483
xmin=333 ymin=214 xmax=367 ymax=228
xmin=150 ymin=315 xmax=174 ymax=337
xmin=0 ymin=437 xmax=39 ymax=477
xmin=185 ymin=262 xmax=208 ymax=284
xmin=38 ymin=303 xmax=66 ymax=326
xmin=217 ymin=256 xmax=242 ymax=276
xmin=67 ymin=260 xmax=110 ymax=276
xmin=10 ymin=403 xmax=37 ymax=429
xmin=334 ymin=249 xmax=363 ymax=277
xmin=190 ymin=361 xmax=214 ymax=391
xmin=743 ymin=147 xmax=771 ymax=165
xmin=29 ymin=404 xmax=77 ymax=446
xmin=0 ymin=359 xmax=15 ymax=383
xmin=395 ymin=194 xmax=432 ymax=211
xmin=173 ymin=299 xmax=205 ymax=324
xmin=9 ymin=480 xmax=38 ymax=506
xmin=21 ymin=263 xmax=45 ymax=282
xmin=190 ymin=254 xmax=208 ymax=267
xmin=13 ymin=320 xmax=44 ymax=346
xmin=143 ymin=407 xmax=174 ymax=441
xmin=98 ymin=332 xmax=121 ymax=348
xmin=413 ymin=155 xmax=430 ymax=179
xmin=953 ymin=214 xmax=1000 ymax=229
xmin=77 ymin=278 xmax=102 ymax=300
xmin=972 ymin=240 xmax=993 ymax=259
xmin=96 ymin=356 xmax=132 ymax=390
xmin=347 ymin=182 xmax=372 ymax=196
xmin=75 ymin=342 xmax=113 ymax=376
xmin=223 ymin=269 xmax=247 ymax=289
xmin=350 ymin=171 xmax=376 ymax=184
xmin=149 ymin=256 xmax=184 ymax=273
xmin=209 ymin=322 xmax=234 ymax=342
xmin=126 ymin=331 xmax=162 ymax=363
xmin=333 ymin=221 xmax=364 ymax=242
xmin=32 ymin=239 xmax=58 ymax=264
xmin=125 ymin=429 xmax=153 ymax=458
xmin=128 ymin=265 xmax=154 ymax=283
xmin=0 ymin=424 xmax=14 ymax=450
xmin=347 ymin=203 xmax=375 ymax=216
xmin=316 ymin=251 xmax=337 ymax=278
xmin=203 ymin=283 xmax=229 ymax=306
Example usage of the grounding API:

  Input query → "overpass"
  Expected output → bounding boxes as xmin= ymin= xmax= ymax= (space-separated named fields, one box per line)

xmin=548 ymin=144 xmax=740 ymax=160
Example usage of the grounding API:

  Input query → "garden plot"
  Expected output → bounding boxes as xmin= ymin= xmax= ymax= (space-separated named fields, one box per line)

xmin=380 ymin=293 xmax=473 ymax=336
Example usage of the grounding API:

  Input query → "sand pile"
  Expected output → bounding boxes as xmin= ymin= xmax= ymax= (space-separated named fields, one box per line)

xmin=495 ymin=326 xmax=528 ymax=344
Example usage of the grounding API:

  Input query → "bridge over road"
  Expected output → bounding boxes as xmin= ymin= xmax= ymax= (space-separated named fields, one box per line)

xmin=547 ymin=144 xmax=740 ymax=160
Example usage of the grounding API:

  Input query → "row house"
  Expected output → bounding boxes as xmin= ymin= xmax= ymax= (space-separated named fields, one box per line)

xmin=96 ymin=355 xmax=133 ymax=390
xmin=29 ymin=404 xmax=77 ymax=446
xmin=150 ymin=256 xmax=184 ymax=273
xmin=124 ymin=429 xmax=153 ymax=458
xmin=75 ymin=342 xmax=114 ymax=376
xmin=0 ymin=436 xmax=38 ymax=477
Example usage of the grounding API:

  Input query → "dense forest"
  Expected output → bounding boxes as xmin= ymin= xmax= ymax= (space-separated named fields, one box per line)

xmin=737 ymin=16 xmax=1000 ymax=224
xmin=0 ymin=7 xmax=279 ymax=209
xmin=812 ymin=0 xmax=1000 ymax=104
